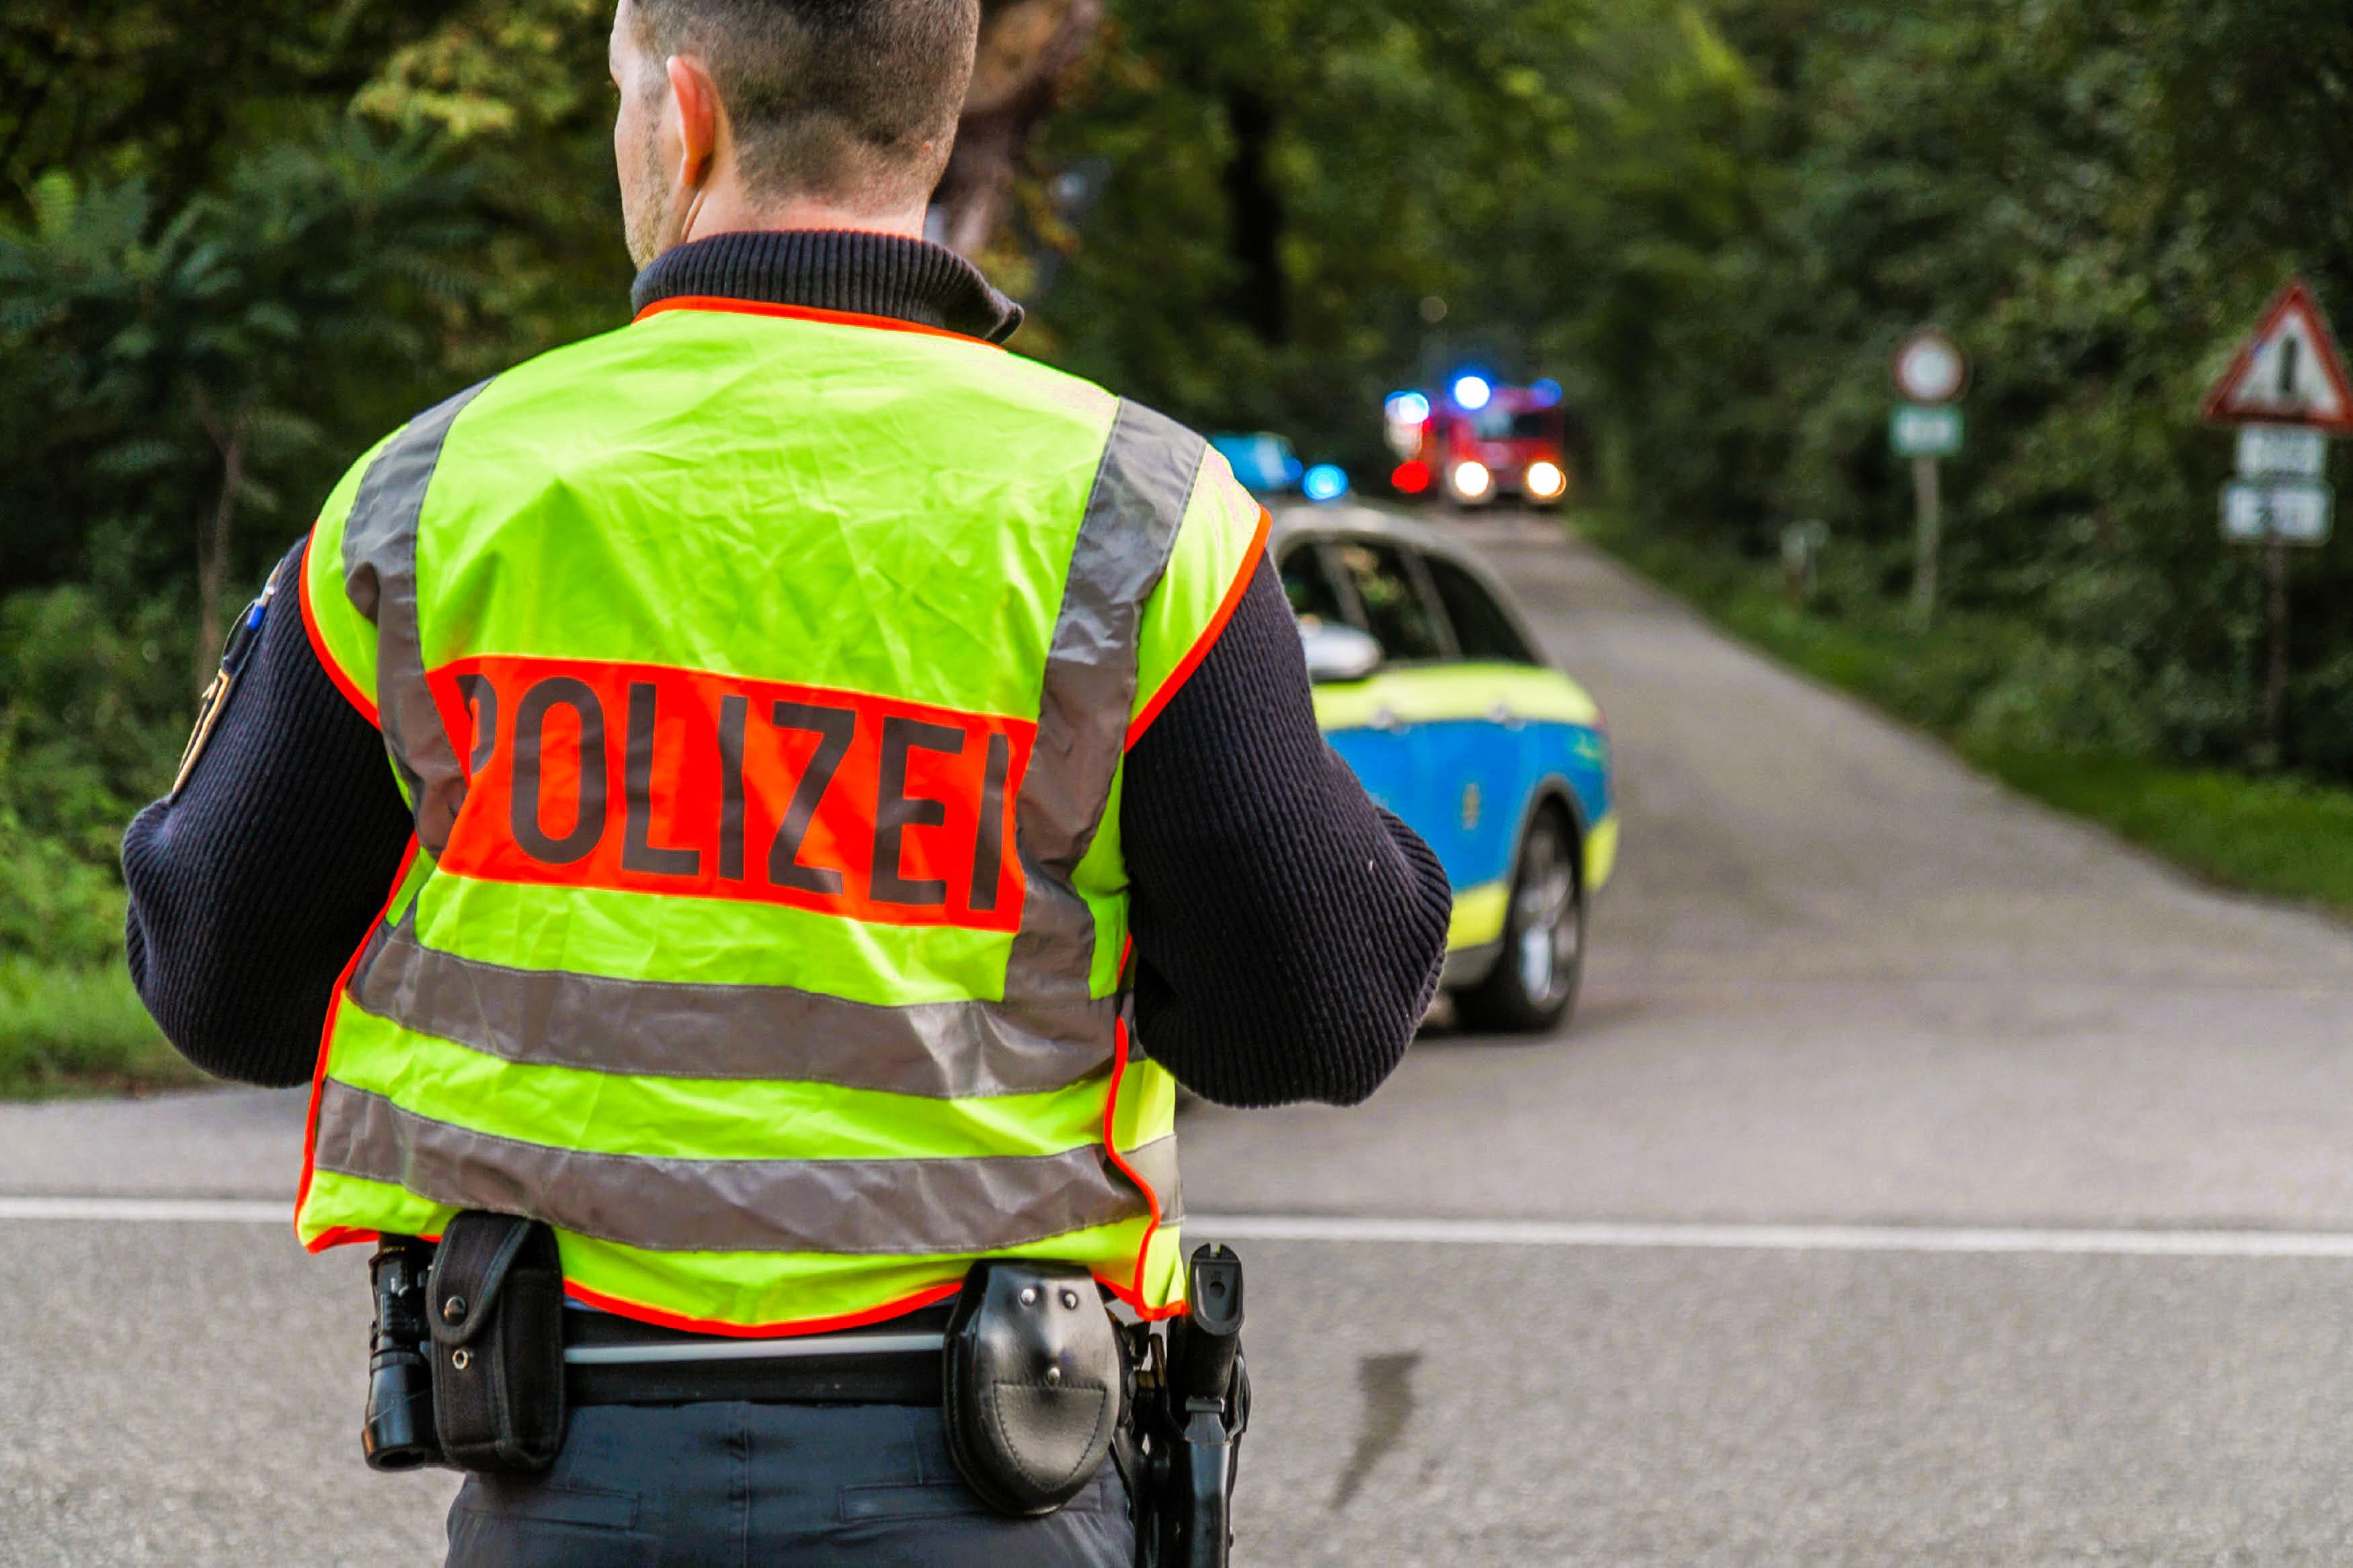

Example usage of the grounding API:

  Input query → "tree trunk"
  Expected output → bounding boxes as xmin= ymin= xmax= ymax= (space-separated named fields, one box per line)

xmin=1222 ymin=87 xmax=1285 ymax=344
xmin=191 ymin=388 xmax=251 ymax=699
xmin=936 ymin=0 xmax=1103 ymax=257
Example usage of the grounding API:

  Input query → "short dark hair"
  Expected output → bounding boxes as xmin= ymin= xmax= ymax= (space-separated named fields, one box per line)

xmin=633 ymin=0 xmax=979 ymax=208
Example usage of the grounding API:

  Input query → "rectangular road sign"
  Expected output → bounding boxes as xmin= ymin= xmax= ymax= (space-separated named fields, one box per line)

xmin=1890 ymin=404 xmax=1964 ymax=458
xmin=2238 ymin=424 xmax=2329 ymax=479
xmin=2221 ymin=480 xmax=2334 ymax=545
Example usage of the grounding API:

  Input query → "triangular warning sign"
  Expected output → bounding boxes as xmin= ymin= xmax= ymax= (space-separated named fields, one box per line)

xmin=2202 ymin=277 xmax=2353 ymax=432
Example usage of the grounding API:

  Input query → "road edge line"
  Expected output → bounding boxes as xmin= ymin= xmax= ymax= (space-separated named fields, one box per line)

xmin=0 ymin=1196 xmax=286 ymax=1223
xmin=1190 ymin=1214 xmax=2353 ymax=1258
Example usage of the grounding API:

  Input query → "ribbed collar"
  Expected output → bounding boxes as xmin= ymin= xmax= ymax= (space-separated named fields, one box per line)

xmin=629 ymin=229 xmax=1025 ymax=343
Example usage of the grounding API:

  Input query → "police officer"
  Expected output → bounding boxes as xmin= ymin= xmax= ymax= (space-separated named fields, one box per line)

xmin=123 ymin=0 xmax=1451 ymax=1560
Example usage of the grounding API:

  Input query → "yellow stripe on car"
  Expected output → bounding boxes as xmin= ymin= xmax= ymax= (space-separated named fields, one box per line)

xmin=1312 ymin=662 xmax=1603 ymax=731
xmin=1585 ymin=813 xmax=1620 ymax=894
xmin=1448 ymin=880 xmax=1510 ymax=949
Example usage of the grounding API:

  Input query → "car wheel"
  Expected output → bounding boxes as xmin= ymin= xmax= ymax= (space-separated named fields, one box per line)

xmin=1455 ymin=809 xmax=1584 ymax=1035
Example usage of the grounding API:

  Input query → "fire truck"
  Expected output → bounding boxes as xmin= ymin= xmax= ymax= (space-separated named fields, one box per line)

xmin=1384 ymin=374 xmax=1572 ymax=509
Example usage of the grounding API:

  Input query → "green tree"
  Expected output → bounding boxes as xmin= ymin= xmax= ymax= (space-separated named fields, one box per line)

xmin=1 ymin=1 xmax=469 ymax=218
xmin=0 ymin=123 xmax=483 ymax=687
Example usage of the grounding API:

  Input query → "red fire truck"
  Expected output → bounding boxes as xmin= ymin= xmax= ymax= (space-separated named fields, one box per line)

xmin=1385 ymin=375 xmax=1571 ymax=509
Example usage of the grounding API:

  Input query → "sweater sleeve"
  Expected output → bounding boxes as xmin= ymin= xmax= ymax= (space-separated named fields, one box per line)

xmin=122 ymin=536 xmax=415 ymax=1087
xmin=1120 ymin=557 xmax=1452 ymax=1108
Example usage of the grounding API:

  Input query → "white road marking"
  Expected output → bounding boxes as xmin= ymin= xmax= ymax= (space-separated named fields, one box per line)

xmin=11 ymin=1197 xmax=2353 ymax=1262
xmin=0 ymin=1196 xmax=286 ymax=1223
xmin=1191 ymin=1214 xmax=2353 ymax=1259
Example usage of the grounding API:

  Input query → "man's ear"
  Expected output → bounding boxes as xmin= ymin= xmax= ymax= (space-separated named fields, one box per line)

xmin=666 ymin=54 xmax=724 ymax=187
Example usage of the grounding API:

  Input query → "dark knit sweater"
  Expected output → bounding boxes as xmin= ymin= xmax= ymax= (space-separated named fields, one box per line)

xmin=122 ymin=231 xmax=1450 ymax=1109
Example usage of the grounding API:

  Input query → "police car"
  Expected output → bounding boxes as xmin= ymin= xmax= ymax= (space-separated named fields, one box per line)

xmin=1275 ymin=503 xmax=1616 ymax=1032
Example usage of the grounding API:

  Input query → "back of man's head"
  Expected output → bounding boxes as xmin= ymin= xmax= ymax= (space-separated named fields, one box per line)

xmin=632 ymin=0 xmax=980 ymax=212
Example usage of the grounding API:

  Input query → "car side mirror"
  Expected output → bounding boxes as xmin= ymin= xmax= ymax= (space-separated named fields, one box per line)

xmin=1300 ymin=620 xmax=1382 ymax=684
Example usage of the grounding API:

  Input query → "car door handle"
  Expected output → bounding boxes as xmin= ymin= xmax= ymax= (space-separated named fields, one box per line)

xmin=1369 ymin=706 xmax=1408 ymax=733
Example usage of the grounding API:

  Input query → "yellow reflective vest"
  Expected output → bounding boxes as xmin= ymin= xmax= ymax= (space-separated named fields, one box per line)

xmin=294 ymin=295 xmax=1267 ymax=1333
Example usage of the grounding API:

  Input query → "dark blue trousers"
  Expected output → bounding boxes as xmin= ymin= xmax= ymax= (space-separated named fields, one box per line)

xmin=445 ymin=1401 xmax=1133 ymax=1567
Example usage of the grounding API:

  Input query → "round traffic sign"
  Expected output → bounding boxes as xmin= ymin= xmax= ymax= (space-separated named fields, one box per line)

xmin=1892 ymin=328 xmax=1968 ymax=405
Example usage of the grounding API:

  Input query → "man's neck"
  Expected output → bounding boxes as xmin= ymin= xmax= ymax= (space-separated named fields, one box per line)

xmin=681 ymin=188 xmax=928 ymax=247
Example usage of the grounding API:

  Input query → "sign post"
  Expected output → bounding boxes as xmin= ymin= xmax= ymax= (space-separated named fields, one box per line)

xmin=1890 ymin=328 xmax=1968 ymax=624
xmin=2200 ymin=277 xmax=2353 ymax=764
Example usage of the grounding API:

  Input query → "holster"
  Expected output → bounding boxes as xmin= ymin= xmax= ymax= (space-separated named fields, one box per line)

xmin=426 ymin=1211 xmax=567 ymax=1475
xmin=1127 ymin=1245 xmax=1249 ymax=1568
xmin=943 ymin=1258 xmax=1125 ymax=1516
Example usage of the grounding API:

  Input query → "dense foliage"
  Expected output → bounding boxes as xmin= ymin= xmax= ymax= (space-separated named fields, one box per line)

xmin=0 ymin=1 xmax=625 ymax=978
xmin=1039 ymin=0 xmax=2353 ymax=768
xmin=3 ymin=0 xmax=2352 ymax=997
xmin=1632 ymin=1 xmax=2353 ymax=768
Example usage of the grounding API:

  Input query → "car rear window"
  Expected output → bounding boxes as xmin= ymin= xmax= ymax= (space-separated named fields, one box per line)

xmin=1425 ymin=555 xmax=1538 ymax=664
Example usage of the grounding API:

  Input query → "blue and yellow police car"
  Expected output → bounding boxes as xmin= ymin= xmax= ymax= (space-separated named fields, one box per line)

xmin=1274 ymin=503 xmax=1617 ymax=1032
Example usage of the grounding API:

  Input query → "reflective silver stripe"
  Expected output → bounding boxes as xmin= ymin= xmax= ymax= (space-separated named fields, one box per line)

xmin=312 ymin=1081 xmax=1180 ymax=1256
xmin=351 ymin=915 xmax=1119 ymax=1099
xmin=344 ymin=380 xmax=492 ymax=856
xmin=564 ymin=1333 xmax=945 ymax=1366
xmin=1008 ymin=400 xmax=1205 ymax=1001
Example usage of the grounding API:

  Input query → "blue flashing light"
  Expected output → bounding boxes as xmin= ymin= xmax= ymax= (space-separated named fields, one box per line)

xmin=1302 ymin=464 xmax=1350 ymax=503
xmin=1529 ymin=378 xmax=1563 ymax=407
xmin=1451 ymin=374 xmax=1492 ymax=411
xmin=1385 ymin=390 xmax=1432 ymax=425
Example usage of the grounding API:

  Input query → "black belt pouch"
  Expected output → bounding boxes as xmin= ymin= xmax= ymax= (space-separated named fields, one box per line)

xmin=426 ymin=1211 xmax=567 ymax=1474
xmin=943 ymin=1258 xmax=1123 ymax=1516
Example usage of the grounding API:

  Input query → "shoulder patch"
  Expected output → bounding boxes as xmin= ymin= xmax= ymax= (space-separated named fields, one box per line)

xmin=171 ymin=559 xmax=286 ymax=798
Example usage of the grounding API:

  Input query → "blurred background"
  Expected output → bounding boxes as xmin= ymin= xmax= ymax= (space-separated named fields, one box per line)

xmin=3 ymin=1 xmax=2352 ymax=1081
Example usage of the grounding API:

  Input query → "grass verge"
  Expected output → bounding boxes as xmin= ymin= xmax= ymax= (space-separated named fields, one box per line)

xmin=1970 ymin=753 xmax=2353 ymax=911
xmin=0 ymin=956 xmax=209 ymax=1100
xmin=1572 ymin=510 xmax=2353 ymax=918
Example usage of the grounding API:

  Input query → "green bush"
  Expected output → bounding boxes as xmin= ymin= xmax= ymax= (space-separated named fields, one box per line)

xmin=0 ymin=583 xmax=199 ymax=1094
xmin=0 ymin=956 xmax=194 ymax=1098
xmin=1959 ymin=641 xmax=2161 ymax=759
xmin=0 ymin=832 xmax=127 ymax=967
xmin=0 ymin=580 xmax=187 ymax=977
xmin=0 ymin=583 xmax=187 ymax=860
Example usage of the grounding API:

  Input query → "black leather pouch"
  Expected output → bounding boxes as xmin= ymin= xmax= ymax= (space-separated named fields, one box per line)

xmin=943 ymin=1259 xmax=1124 ymax=1516
xmin=426 ymin=1211 xmax=567 ymax=1475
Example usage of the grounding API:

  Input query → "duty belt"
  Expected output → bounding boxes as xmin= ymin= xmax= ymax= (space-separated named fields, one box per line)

xmin=562 ymin=1303 xmax=950 ymax=1407
xmin=362 ymin=1223 xmax=1249 ymax=1565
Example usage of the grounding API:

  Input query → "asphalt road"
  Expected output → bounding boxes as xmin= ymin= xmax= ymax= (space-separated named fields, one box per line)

xmin=11 ymin=512 xmax=2353 ymax=1565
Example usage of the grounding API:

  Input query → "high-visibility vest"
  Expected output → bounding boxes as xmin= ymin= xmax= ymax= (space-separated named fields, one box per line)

xmin=292 ymin=295 xmax=1268 ymax=1334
